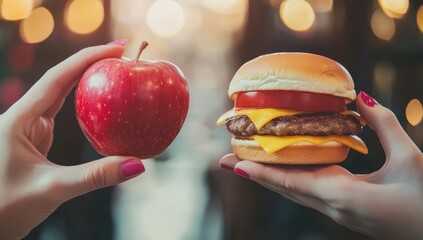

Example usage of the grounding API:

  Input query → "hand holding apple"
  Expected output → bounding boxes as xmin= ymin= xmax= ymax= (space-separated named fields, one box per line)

xmin=75 ymin=41 xmax=189 ymax=159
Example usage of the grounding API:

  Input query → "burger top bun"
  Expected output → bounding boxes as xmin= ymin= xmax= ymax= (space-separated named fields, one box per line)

xmin=228 ymin=52 xmax=356 ymax=102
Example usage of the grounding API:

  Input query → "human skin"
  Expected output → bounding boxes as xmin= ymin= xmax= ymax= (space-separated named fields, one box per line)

xmin=220 ymin=92 xmax=423 ymax=240
xmin=0 ymin=42 xmax=145 ymax=239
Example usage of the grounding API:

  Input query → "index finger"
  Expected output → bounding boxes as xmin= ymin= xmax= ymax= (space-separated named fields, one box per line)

xmin=356 ymin=92 xmax=421 ymax=169
xmin=9 ymin=44 xmax=125 ymax=120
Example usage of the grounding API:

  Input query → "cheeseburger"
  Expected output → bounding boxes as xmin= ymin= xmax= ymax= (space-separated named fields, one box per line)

xmin=217 ymin=52 xmax=368 ymax=164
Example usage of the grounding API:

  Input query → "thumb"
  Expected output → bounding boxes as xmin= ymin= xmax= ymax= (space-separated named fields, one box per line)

xmin=356 ymin=91 xmax=417 ymax=160
xmin=57 ymin=156 xmax=144 ymax=201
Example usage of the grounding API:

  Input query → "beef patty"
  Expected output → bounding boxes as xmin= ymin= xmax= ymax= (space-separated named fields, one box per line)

xmin=225 ymin=113 xmax=363 ymax=137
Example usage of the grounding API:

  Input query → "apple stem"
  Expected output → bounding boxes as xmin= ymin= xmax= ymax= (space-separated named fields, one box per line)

xmin=134 ymin=41 xmax=149 ymax=64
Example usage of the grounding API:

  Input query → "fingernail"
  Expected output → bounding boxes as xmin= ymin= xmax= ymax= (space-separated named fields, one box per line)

xmin=120 ymin=159 xmax=144 ymax=179
xmin=220 ymin=163 xmax=234 ymax=171
xmin=234 ymin=168 xmax=249 ymax=179
xmin=360 ymin=91 xmax=378 ymax=107
xmin=107 ymin=39 xmax=127 ymax=46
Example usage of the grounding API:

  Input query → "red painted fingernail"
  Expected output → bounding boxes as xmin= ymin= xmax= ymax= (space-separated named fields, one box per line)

xmin=234 ymin=168 xmax=249 ymax=179
xmin=120 ymin=159 xmax=145 ymax=179
xmin=220 ymin=163 xmax=234 ymax=171
xmin=360 ymin=91 xmax=378 ymax=107
xmin=107 ymin=39 xmax=127 ymax=46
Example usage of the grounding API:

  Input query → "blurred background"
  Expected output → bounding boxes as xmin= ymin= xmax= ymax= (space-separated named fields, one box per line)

xmin=0 ymin=0 xmax=422 ymax=239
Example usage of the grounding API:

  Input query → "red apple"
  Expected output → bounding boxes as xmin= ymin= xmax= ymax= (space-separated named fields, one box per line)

xmin=75 ymin=42 xmax=189 ymax=159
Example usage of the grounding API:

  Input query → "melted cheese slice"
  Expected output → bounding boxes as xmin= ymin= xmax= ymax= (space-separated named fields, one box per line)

xmin=252 ymin=135 xmax=368 ymax=155
xmin=217 ymin=108 xmax=304 ymax=129
xmin=216 ymin=108 xmax=366 ymax=129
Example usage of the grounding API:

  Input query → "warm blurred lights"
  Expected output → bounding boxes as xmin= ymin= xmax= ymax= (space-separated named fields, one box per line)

xmin=406 ymin=99 xmax=423 ymax=126
xmin=417 ymin=6 xmax=423 ymax=33
xmin=307 ymin=0 xmax=333 ymax=13
xmin=1 ymin=0 xmax=33 ymax=20
xmin=183 ymin=6 xmax=203 ymax=34
xmin=146 ymin=0 xmax=185 ymax=37
xmin=33 ymin=0 xmax=44 ymax=8
xmin=378 ymin=0 xmax=408 ymax=19
xmin=65 ymin=0 xmax=104 ymax=35
xmin=19 ymin=7 xmax=54 ymax=44
xmin=371 ymin=9 xmax=395 ymax=41
xmin=280 ymin=0 xmax=315 ymax=32
xmin=203 ymin=0 xmax=247 ymax=15
xmin=111 ymin=0 xmax=147 ymax=25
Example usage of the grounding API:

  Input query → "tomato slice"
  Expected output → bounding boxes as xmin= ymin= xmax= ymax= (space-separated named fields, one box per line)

xmin=234 ymin=90 xmax=347 ymax=112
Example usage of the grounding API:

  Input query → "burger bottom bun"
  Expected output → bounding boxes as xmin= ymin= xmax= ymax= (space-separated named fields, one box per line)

xmin=231 ymin=138 xmax=350 ymax=165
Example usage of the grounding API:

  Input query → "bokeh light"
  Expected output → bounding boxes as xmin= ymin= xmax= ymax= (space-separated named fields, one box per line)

xmin=111 ymin=0 xmax=147 ymax=25
xmin=307 ymin=0 xmax=333 ymax=13
xmin=65 ymin=0 xmax=104 ymax=35
xmin=417 ymin=6 xmax=423 ymax=33
xmin=1 ymin=0 xmax=33 ymax=20
xmin=406 ymin=99 xmax=423 ymax=126
xmin=378 ymin=0 xmax=409 ymax=19
xmin=371 ymin=9 xmax=395 ymax=41
xmin=19 ymin=7 xmax=54 ymax=44
xmin=265 ymin=0 xmax=282 ymax=7
xmin=203 ymin=0 xmax=247 ymax=15
xmin=33 ymin=0 xmax=43 ymax=8
xmin=280 ymin=0 xmax=315 ymax=32
xmin=146 ymin=0 xmax=185 ymax=37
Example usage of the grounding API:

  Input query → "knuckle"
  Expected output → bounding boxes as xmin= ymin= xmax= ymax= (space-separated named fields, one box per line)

xmin=76 ymin=47 xmax=97 ymax=64
xmin=44 ymin=69 xmax=65 ymax=89
xmin=41 ymin=67 xmax=59 ymax=85
xmin=324 ymin=179 xmax=353 ymax=212
xmin=76 ymin=47 xmax=92 ymax=57
xmin=84 ymin=165 xmax=108 ymax=190
xmin=326 ymin=196 xmax=349 ymax=213
xmin=43 ymin=67 xmax=55 ymax=78
xmin=38 ymin=67 xmax=66 ymax=95
xmin=77 ymin=49 xmax=100 ymax=72
xmin=325 ymin=205 xmax=344 ymax=223
xmin=281 ymin=176 xmax=300 ymax=192
xmin=378 ymin=109 xmax=398 ymax=129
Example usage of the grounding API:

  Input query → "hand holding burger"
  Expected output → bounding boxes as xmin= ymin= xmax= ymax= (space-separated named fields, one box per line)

xmin=219 ymin=53 xmax=423 ymax=239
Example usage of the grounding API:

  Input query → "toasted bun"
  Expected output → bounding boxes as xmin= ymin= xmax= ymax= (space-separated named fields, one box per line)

xmin=231 ymin=138 xmax=350 ymax=164
xmin=228 ymin=52 xmax=356 ymax=102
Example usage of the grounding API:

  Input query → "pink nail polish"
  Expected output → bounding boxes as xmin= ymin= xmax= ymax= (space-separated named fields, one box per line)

xmin=360 ymin=91 xmax=378 ymax=107
xmin=120 ymin=159 xmax=144 ymax=179
xmin=234 ymin=168 xmax=249 ymax=178
xmin=220 ymin=163 xmax=234 ymax=171
xmin=107 ymin=39 xmax=127 ymax=46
